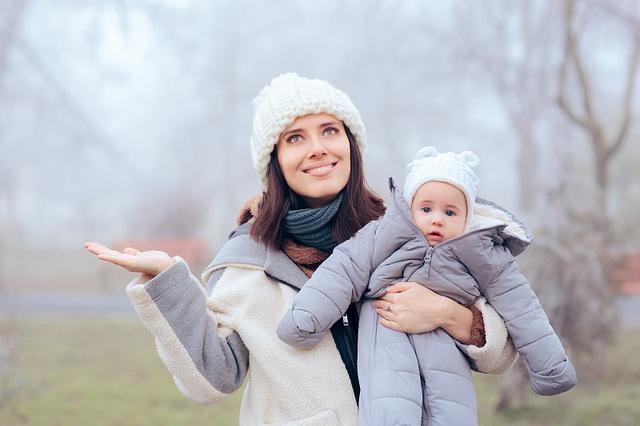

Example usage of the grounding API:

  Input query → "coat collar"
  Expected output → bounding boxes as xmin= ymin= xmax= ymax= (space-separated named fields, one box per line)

xmin=201 ymin=224 xmax=309 ymax=290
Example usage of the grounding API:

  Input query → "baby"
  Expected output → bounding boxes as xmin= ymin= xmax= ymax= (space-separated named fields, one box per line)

xmin=277 ymin=146 xmax=577 ymax=426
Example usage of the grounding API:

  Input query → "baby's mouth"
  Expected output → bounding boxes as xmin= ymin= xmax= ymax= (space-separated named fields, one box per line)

xmin=427 ymin=231 xmax=444 ymax=240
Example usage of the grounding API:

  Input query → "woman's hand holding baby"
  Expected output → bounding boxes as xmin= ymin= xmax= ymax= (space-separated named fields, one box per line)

xmin=373 ymin=282 xmax=473 ymax=344
xmin=83 ymin=242 xmax=175 ymax=283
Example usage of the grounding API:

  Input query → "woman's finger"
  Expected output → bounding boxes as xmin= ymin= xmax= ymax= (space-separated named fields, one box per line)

xmin=379 ymin=317 xmax=403 ymax=332
xmin=376 ymin=307 xmax=394 ymax=321
xmin=372 ymin=300 xmax=384 ymax=310
xmin=123 ymin=247 xmax=140 ymax=255
xmin=84 ymin=241 xmax=110 ymax=252
xmin=96 ymin=253 xmax=125 ymax=265
xmin=377 ymin=292 xmax=397 ymax=304
xmin=84 ymin=242 xmax=120 ymax=257
xmin=96 ymin=253 xmax=136 ymax=271
xmin=84 ymin=242 xmax=103 ymax=255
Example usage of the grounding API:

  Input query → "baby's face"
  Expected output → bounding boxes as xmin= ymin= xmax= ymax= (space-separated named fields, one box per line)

xmin=410 ymin=181 xmax=467 ymax=246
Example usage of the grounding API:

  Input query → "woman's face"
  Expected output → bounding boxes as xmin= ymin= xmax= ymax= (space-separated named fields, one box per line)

xmin=276 ymin=113 xmax=351 ymax=208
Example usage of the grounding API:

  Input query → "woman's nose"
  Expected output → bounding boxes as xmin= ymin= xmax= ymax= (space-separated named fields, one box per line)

xmin=307 ymin=136 xmax=328 ymax=158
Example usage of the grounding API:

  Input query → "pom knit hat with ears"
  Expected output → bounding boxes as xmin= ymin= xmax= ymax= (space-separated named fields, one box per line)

xmin=403 ymin=146 xmax=480 ymax=226
xmin=250 ymin=73 xmax=367 ymax=187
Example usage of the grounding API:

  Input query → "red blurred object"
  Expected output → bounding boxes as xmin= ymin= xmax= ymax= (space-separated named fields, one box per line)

xmin=611 ymin=253 xmax=640 ymax=295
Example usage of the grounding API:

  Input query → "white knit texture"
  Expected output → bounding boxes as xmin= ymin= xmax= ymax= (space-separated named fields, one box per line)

xmin=250 ymin=73 xmax=366 ymax=187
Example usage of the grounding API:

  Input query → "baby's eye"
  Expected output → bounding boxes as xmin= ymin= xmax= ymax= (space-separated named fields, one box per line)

xmin=421 ymin=207 xmax=431 ymax=213
xmin=323 ymin=127 xmax=339 ymax=136
xmin=286 ymin=134 xmax=303 ymax=143
xmin=445 ymin=210 xmax=457 ymax=216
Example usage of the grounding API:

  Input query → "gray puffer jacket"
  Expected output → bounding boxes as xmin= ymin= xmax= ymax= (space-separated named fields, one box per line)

xmin=277 ymin=178 xmax=577 ymax=426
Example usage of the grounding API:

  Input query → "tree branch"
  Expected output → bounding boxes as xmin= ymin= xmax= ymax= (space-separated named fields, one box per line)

xmin=608 ymin=26 xmax=640 ymax=161
xmin=597 ymin=0 xmax=640 ymax=27
xmin=557 ymin=0 xmax=593 ymax=132
xmin=567 ymin=1 xmax=601 ymax=134
xmin=14 ymin=37 xmax=143 ymax=178
xmin=0 ymin=1 xmax=28 ymax=83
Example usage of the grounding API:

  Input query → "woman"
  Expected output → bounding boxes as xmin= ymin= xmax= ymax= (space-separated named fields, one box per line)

xmin=84 ymin=73 xmax=515 ymax=425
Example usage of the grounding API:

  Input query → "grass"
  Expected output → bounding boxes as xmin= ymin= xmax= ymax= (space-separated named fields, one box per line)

xmin=1 ymin=315 xmax=639 ymax=425
xmin=472 ymin=326 xmax=640 ymax=426
xmin=0 ymin=316 xmax=241 ymax=426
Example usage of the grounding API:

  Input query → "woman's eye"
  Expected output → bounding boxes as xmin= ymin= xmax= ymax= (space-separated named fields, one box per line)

xmin=287 ymin=134 xmax=303 ymax=143
xmin=323 ymin=127 xmax=339 ymax=136
xmin=421 ymin=207 xmax=431 ymax=213
xmin=446 ymin=210 xmax=456 ymax=216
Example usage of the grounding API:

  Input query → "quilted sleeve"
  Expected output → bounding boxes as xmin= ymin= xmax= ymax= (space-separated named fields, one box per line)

xmin=126 ymin=257 xmax=249 ymax=404
xmin=276 ymin=221 xmax=378 ymax=349
xmin=475 ymin=244 xmax=577 ymax=395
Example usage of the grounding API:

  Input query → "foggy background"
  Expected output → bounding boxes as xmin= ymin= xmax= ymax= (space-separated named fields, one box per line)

xmin=1 ymin=0 xmax=640 ymax=423
xmin=1 ymin=0 xmax=638 ymax=275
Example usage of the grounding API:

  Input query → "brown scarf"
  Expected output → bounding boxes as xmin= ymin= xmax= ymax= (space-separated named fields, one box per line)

xmin=236 ymin=194 xmax=327 ymax=278
xmin=281 ymin=239 xmax=329 ymax=278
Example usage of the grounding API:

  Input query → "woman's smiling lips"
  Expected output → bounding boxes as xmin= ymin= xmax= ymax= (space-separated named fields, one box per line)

xmin=302 ymin=162 xmax=337 ymax=177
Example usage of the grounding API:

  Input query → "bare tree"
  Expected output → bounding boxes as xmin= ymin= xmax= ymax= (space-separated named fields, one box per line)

xmin=0 ymin=0 xmax=29 ymax=82
xmin=497 ymin=176 xmax=615 ymax=410
xmin=0 ymin=0 xmax=31 ymax=291
xmin=451 ymin=0 xmax=564 ymax=213
xmin=556 ymin=0 xmax=640 ymax=228
xmin=450 ymin=0 xmax=637 ymax=411
xmin=495 ymin=0 xmax=638 ymax=411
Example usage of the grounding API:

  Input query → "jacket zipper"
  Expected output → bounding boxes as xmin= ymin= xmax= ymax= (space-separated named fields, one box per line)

xmin=330 ymin=304 xmax=360 ymax=401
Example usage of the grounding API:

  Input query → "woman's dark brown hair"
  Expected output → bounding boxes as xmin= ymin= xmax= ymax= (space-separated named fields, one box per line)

xmin=250 ymin=126 xmax=385 ymax=249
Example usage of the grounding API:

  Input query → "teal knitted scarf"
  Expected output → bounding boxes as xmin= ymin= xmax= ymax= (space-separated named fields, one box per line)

xmin=283 ymin=192 xmax=344 ymax=252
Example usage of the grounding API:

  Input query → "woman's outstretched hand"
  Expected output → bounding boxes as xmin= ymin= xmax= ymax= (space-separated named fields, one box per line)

xmin=372 ymin=282 xmax=472 ymax=343
xmin=83 ymin=242 xmax=175 ymax=282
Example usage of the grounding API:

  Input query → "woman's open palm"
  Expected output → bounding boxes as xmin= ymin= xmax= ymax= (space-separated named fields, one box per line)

xmin=84 ymin=242 xmax=174 ymax=280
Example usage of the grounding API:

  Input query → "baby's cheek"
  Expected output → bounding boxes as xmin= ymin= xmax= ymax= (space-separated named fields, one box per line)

xmin=451 ymin=221 xmax=466 ymax=237
xmin=416 ymin=221 xmax=431 ymax=237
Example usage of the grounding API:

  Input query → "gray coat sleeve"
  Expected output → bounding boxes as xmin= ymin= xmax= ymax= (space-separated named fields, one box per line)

xmin=276 ymin=221 xmax=378 ymax=349
xmin=465 ymin=240 xmax=577 ymax=396
xmin=126 ymin=257 xmax=248 ymax=404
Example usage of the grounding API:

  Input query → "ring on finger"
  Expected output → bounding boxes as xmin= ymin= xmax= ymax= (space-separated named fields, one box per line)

xmin=386 ymin=303 xmax=393 ymax=313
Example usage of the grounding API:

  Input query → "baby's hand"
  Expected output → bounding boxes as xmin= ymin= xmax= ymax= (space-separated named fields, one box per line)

xmin=83 ymin=242 xmax=174 ymax=280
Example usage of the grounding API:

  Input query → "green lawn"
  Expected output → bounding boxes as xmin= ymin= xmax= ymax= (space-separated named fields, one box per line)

xmin=1 ymin=315 xmax=638 ymax=425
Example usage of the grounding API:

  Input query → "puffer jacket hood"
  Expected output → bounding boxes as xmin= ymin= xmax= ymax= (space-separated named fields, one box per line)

xmin=389 ymin=176 xmax=533 ymax=257
xmin=363 ymin=178 xmax=533 ymax=300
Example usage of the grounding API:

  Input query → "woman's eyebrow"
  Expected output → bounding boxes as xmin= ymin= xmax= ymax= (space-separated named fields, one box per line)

xmin=281 ymin=127 xmax=305 ymax=137
xmin=319 ymin=121 xmax=340 ymax=127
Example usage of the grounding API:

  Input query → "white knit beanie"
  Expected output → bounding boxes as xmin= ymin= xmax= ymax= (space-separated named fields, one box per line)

xmin=403 ymin=146 xmax=480 ymax=226
xmin=250 ymin=73 xmax=366 ymax=187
